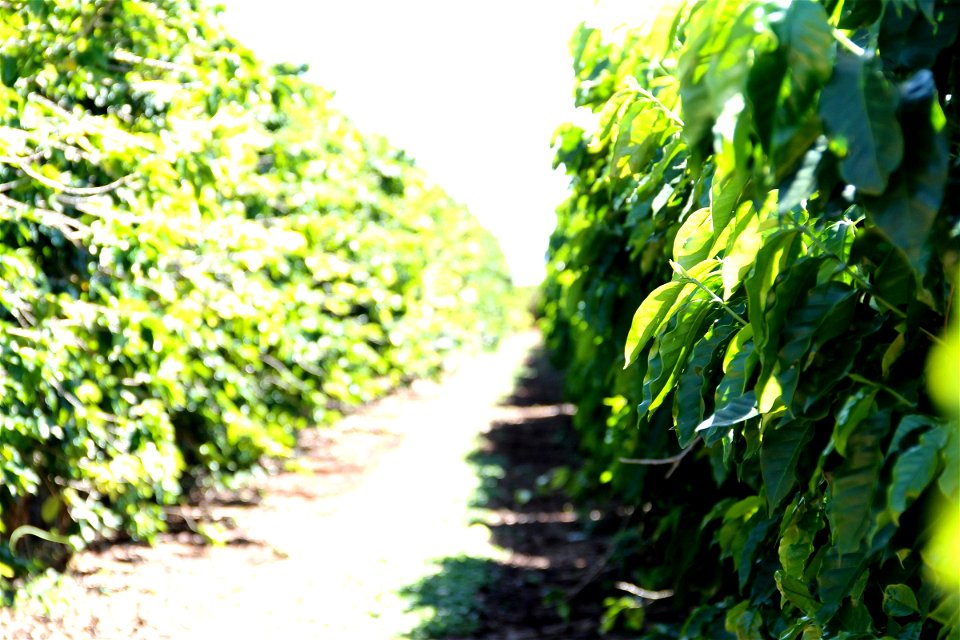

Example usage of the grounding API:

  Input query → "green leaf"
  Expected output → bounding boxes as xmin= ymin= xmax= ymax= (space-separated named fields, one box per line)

xmin=834 ymin=389 xmax=878 ymax=458
xmin=852 ymin=230 xmax=919 ymax=308
xmin=886 ymin=415 xmax=935 ymax=461
xmin=779 ymin=499 xmax=824 ymax=580
xmin=819 ymin=53 xmax=903 ymax=196
xmin=753 ymin=256 xmax=824 ymax=412
xmin=883 ymin=583 xmax=919 ymax=618
xmin=766 ymin=0 xmax=835 ymax=175
xmin=887 ymin=426 xmax=948 ymax=525
xmin=674 ymin=319 xmax=738 ymax=446
xmin=1 ymin=55 xmax=17 ymax=88
xmin=862 ymin=106 xmax=949 ymax=264
xmin=638 ymin=292 xmax=717 ymax=418
xmin=761 ymin=419 xmax=814 ymax=510
xmin=827 ymin=411 xmax=891 ymax=553
xmin=816 ymin=548 xmax=866 ymax=623
xmin=697 ymin=390 xmax=759 ymax=445
xmin=725 ymin=600 xmax=765 ymax=640
xmin=775 ymin=281 xmax=857 ymax=408
xmin=624 ymin=259 xmax=718 ymax=367
xmin=745 ymin=229 xmax=802 ymax=349
xmin=678 ymin=1 xmax=770 ymax=150
xmin=776 ymin=570 xmax=820 ymax=618
xmin=624 ymin=280 xmax=685 ymax=368
xmin=721 ymin=201 xmax=765 ymax=300
xmin=738 ymin=515 xmax=776 ymax=591
xmin=674 ymin=207 xmax=716 ymax=270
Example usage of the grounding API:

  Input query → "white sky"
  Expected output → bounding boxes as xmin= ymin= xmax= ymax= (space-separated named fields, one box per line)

xmin=217 ymin=1 xmax=647 ymax=285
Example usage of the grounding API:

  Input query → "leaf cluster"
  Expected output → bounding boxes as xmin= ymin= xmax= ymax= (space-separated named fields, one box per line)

xmin=0 ymin=0 xmax=512 ymax=588
xmin=543 ymin=0 xmax=959 ymax=637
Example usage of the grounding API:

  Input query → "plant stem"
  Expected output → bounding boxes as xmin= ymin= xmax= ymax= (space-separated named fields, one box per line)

xmin=668 ymin=260 xmax=748 ymax=326
xmin=791 ymin=222 xmax=946 ymax=346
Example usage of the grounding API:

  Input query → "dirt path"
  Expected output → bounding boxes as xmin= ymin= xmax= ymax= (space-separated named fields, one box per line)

xmin=0 ymin=332 xmax=541 ymax=639
xmin=0 ymin=330 xmax=634 ymax=639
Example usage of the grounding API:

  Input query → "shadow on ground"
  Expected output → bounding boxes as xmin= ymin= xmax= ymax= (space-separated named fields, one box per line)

xmin=402 ymin=346 xmax=636 ymax=640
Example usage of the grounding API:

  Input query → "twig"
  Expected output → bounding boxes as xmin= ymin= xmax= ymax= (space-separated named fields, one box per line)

xmin=0 ymin=192 xmax=90 ymax=244
xmin=262 ymin=354 xmax=308 ymax=392
xmin=0 ymin=179 xmax=24 ymax=193
xmin=791 ymin=222 xmax=946 ymax=346
xmin=17 ymin=161 xmax=135 ymax=196
xmin=0 ymin=150 xmax=44 ymax=166
xmin=833 ymin=29 xmax=866 ymax=56
xmin=76 ymin=0 xmax=118 ymax=42
xmin=9 ymin=525 xmax=72 ymax=555
xmin=669 ymin=260 xmax=748 ymax=327
xmin=564 ymin=507 xmax=636 ymax=602
xmin=111 ymin=49 xmax=196 ymax=75
xmin=619 ymin=436 xmax=700 ymax=478
xmin=616 ymin=581 xmax=674 ymax=600
xmin=625 ymin=77 xmax=684 ymax=127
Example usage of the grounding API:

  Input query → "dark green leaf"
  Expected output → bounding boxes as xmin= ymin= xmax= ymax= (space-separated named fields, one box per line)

xmin=816 ymin=548 xmax=867 ymax=623
xmin=761 ymin=419 xmax=813 ymax=510
xmin=775 ymin=570 xmax=819 ymax=618
xmin=674 ymin=318 xmax=738 ymax=446
xmin=1 ymin=56 xmax=17 ymax=88
xmin=827 ymin=411 xmax=891 ymax=553
xmin=697 ymin=390 xmax=759 ymax=446
xmin=725 ymin=600 xmax=764 ymax=640
xmin=639 ymin=293 xmax=717 ymax=418
xmin=819 ymin=53 xmax=903 ymax=196
xmin=883 ymin=583 xmax=920 ymax=618
xmin=862 ymin=83 xmax=949 ymax=265
xmin=887 ymin=426 xmax=948 ymax=524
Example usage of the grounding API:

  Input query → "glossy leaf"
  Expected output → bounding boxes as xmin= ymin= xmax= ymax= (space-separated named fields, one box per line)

xmin=761 ymin=419 xmax=814 ymax=510
xmin=820 ymin=53 xmax=903 ymax=196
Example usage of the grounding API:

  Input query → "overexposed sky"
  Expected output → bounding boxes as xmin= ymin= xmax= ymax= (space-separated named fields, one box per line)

xmin=217 ymin=1 xmax=643 ymax=285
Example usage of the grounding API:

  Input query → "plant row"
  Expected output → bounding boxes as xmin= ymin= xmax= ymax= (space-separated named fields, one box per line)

xmin=0 ymin=0 xmax=512 ymax=588
xmin=543 ymin=1 xmax=958 ymax=637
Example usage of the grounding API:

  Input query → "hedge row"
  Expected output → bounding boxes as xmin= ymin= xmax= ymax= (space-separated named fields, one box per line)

xmin=0 ymin=0 xmax=512 ymax=586
xmin=543 ymin=1 xmax=958 ymax=637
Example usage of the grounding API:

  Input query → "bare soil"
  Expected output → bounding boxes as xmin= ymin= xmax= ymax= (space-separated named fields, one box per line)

xmin=0 ymin=331 xmax=629 ymax=639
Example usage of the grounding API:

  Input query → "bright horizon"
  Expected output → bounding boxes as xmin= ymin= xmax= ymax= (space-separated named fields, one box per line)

xmin=217 ymin=1 xmax=648 ymax=286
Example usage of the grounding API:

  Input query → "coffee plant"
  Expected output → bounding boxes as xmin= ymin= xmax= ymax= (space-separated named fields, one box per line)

xmin=543 ymin=0 xmax=958 ymax=637
xmin=0 ymin=0 xmax=512 ymax=589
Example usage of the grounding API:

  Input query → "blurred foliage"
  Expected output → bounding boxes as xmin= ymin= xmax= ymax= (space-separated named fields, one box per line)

xmin=0 ymin=0 xmax=512 ymax=589
xmin=543 ymin=0 xmax=959 ymax=637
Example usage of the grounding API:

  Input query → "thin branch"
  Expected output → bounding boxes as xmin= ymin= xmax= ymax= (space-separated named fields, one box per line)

xmin=0 ymin=179 xmax=24 ymax=193
xmin=616 ymin=581 xmax=675 ymax=601
xmin=17 ymin=161 xmax=135 ymax=196
xmin=0 ymin=150 xmax=44 ymax=166
xmin=262 ymin=354 xmax=308 ymax=392
xmin=619 ymin=436 xmax=701 ymax=478
xmin=625 ymin=77 xmax=684 ymax=127
xmin=669 ymin=260 xmax=748 ymax=326
xmin=0 ymin=192 xmax=90 ymax=244
xmin=111 ymin=49 xmax=197 ymax=75
xmin=833 ymin=29 xmax=866 ymax=56
xmin=847 ymin=374 xmax=916 ymax=408
xmin=791 ymin=222 xmax=946 ymax=346
xmin=76 ymin=0 xmax=118 ymax=42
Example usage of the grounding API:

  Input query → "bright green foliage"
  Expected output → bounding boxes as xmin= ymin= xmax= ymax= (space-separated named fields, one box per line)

xmin=543 ymin=0 xmax=959 ymax=636
xmin=0 ymin=0 xmax=511 ymax=587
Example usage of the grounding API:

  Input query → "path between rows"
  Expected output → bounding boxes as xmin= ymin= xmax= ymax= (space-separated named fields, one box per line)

xmin=1 ymin=331 xmax=546 ymax=639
